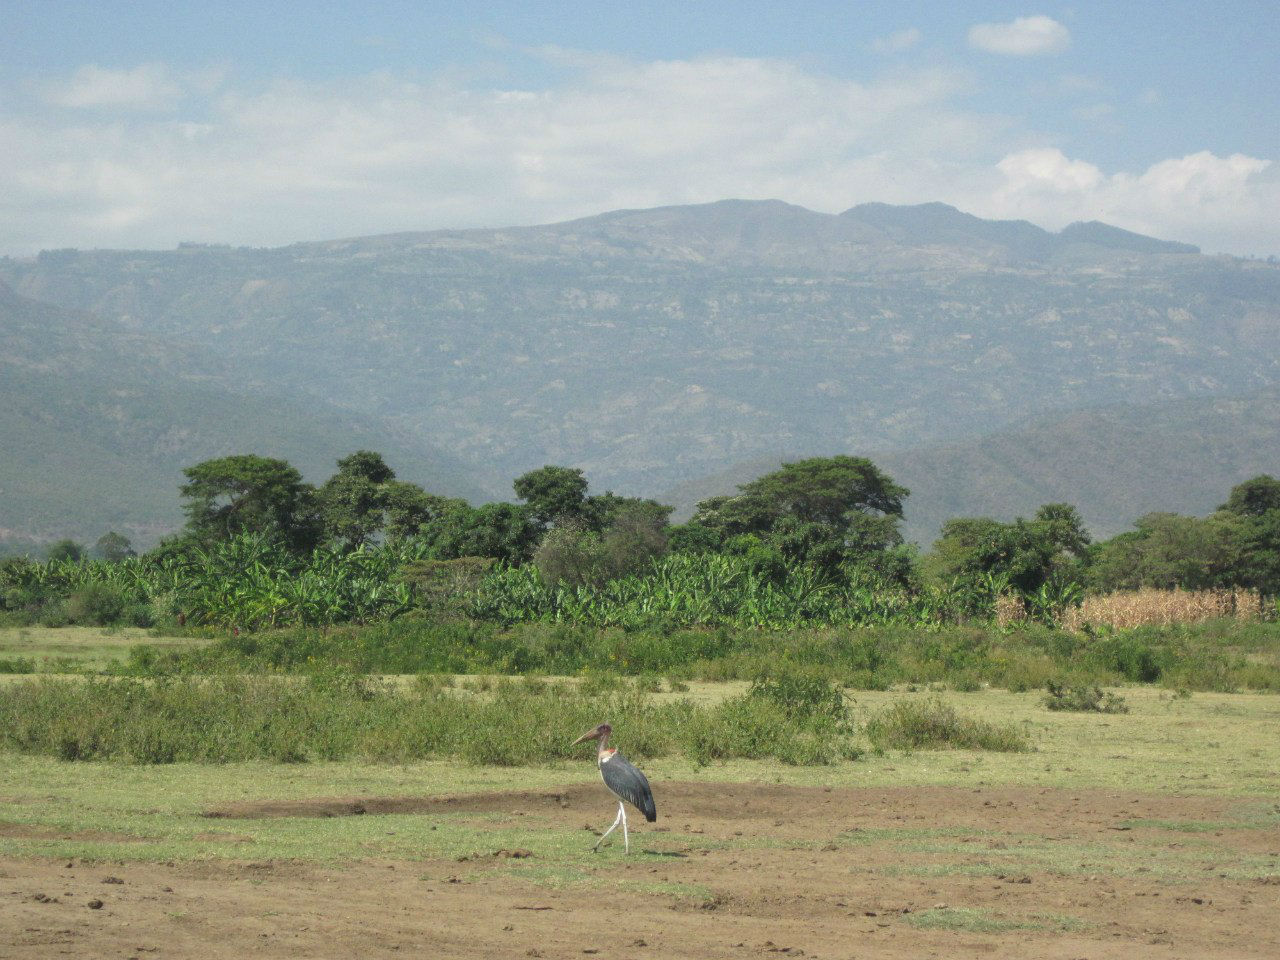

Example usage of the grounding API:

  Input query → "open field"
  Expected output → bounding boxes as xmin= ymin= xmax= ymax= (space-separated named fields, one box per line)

xmin=0 ymin=626 xmax=209 ymax=673
xmin=2 ymin=686 xmax=1278 ymax=958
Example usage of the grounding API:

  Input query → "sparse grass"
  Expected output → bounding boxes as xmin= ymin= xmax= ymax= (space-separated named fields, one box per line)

xmin=0 ymin=625 xmax=208 ymax=673
xmin=905 ymin=907 xmax=1090 ymax=933
xmin=883 ymin=832 xmax=1280 ymax=883
xmin=0 ymin=687 xmax=1276 ymax=874
xmin=864 ymin=696 xmax=1031 ymax=752
xmin=132 ymin=618 xmax=1280 ymax=693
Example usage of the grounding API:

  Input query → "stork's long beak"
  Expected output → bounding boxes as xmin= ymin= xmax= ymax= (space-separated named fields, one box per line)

xmin=571 ymin=728 xmax=601 ymax=746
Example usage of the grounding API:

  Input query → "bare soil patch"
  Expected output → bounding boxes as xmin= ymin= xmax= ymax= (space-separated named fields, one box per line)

xmin=5 ymin=783 xmax=1278 ymax=959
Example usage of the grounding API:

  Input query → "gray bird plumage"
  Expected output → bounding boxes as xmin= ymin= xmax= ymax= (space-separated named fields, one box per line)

xmin=600 ymin=749 xmax=657 ymax=822
xmin=572 ymin=722 xmax=657 ymax=853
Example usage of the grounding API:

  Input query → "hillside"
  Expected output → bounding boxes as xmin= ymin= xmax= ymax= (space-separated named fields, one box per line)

xmin=661 ymin=389 xmax=1280 ymax=546
xmin=0 ymin=283 xmax=490 ymax=550
xmin=1 ymin=199 xmax=1278 ymax=545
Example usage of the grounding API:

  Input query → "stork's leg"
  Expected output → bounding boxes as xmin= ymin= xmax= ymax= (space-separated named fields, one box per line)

xmin=621 ymin=803 xmax=630 ymax=854
xmin=593 ymin=802 xmax=625 ymax=852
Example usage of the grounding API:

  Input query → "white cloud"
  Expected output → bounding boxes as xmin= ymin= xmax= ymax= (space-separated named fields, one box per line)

xmin=1 ymin=57 xmax=998 ymax=251
xmin=45 ymin=63 xmax=185 ymax=110
xmin=1 ymin=55 xmax=1276 ymax=257
xmin=996 ymin=148 xmax=1103 ymax=194
xmin=872 ymin=28 xmax=922 ymax=54
xmin=968 ymin=16 xmax=1070 ymax=56
xmin=988 ymin=147 xmax=1276 ymax=253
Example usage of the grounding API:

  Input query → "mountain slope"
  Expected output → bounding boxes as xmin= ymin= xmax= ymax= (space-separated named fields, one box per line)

xmin=660 ymin=389 xmax=1280 ymax=545
xmin=1 ymin=199 xmax=1277 ymax=504
xmin=0 ymin=283 xmax=491 ymax=549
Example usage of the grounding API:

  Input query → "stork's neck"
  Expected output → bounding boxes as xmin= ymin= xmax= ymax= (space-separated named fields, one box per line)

xmin=596 ymin=729 xmax=612 ymax=759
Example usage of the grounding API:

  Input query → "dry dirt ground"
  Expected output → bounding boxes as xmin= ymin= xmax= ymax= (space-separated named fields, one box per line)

xmin=3 ymin=782 xmax=1278 ymax=959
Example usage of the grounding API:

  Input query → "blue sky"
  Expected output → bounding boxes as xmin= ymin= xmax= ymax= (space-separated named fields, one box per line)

xmin=3 ymin=1 xmax=1277 ymax=254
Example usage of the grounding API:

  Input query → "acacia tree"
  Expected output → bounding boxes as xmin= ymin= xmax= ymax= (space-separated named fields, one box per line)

xmin=691 ymin=456 xmax=908 ymax=573
xmin=180 ymin=454 xmax=320 ymax=552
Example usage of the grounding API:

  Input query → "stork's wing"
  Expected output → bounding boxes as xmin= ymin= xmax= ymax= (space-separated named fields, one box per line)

xmin=601 ymin=752 xmax=657 ymax=822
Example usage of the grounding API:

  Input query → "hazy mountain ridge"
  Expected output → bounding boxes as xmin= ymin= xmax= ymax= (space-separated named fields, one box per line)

xmin=0 ymin=282 xmax=491 ymax=547
xmin=2 ymin=200 xmax=1277 ymax=546
xmin=660 ymin=389 xmax=1280 ymax=545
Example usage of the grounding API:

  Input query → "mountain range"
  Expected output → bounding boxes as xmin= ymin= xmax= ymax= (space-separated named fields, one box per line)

xmin=2 ymin=199 xmax=1278 ymax=549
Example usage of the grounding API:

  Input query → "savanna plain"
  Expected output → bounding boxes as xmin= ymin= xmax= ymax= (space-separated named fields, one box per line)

xmin=2 ymin=626 xmax=1278 ymax=959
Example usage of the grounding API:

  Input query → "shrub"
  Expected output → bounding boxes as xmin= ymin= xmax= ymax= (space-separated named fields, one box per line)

xmin=64 ymin=583 xmax=129 ymax=625
xmin=1043 ymin=680 xmax=1129 ymax=713
xmin=748 ymin=664 xmax=850 ymax=725
xmin=864 ymin=697 xmax=1029 ymax=752
xmin=0 ymin=672 xmax=872 ymax=767
xmin=1087 ymin=634 xmax=1166 ymax=682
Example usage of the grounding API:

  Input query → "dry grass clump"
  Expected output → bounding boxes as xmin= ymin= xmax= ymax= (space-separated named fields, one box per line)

xmin=1064 ymin=588 xmax=1265 ymax=632
xmin=994 ymin=594 xmax=1027 ymax=628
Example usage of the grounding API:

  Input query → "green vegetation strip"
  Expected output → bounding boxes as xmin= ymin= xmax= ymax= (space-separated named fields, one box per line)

xmin=0 ymin=671 xmax=868 ymax=765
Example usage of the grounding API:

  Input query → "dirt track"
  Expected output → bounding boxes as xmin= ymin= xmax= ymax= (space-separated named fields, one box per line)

xmin=4 ymin=783 xmax=1278 ymax=959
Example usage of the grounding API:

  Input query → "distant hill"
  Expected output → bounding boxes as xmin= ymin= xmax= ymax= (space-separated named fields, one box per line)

xmin=0 ymin=283 xmax=491 ymax=550
xmin=840 ymin=203 xmax=1199 ymax=260
xmin=1 ymin=198 xmax=1277 ymax=540
xmin=660 ymin=389 xmax=1280 ymax=546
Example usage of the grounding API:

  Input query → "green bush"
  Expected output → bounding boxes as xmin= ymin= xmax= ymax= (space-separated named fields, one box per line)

xmin=1087 ymin=634 xmax=1167 ymax=682
xmin=0 ymin=673 xmax=860 ymax=766
xmin=748 ymin=664 xmax=850 ymax=724
xmin=864 ymin=697 xmax=1030 ymax=752
xmin=64 ymin=583 xmax=130 ymax=625
xmin=1043 ymin=680 xmax=1129 ymax=713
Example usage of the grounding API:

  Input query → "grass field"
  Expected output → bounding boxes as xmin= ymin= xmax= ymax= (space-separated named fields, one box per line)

xmin=2 ymin=627 xmax=1278 ymax=958
xmin=0 ymin=625 xmax=209 ymax=673
xmin=1 ymin=686 xmax=1276 ymax=862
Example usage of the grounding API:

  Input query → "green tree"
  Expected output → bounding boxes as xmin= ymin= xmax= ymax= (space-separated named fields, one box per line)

xmin=696 ymin=457 xmax=905 ymax=533
xmin=929 ymin=503 xmax=1091 ymax=597
xmin=317 ymin=450 xmax=399 ymax=549
xmin=93 ymin=531 xmax=135 ymax=563
xmin=1086 ymin=512 xmax=1242 ymax=592
xmin=383 ymin=482 xmax=462 ymax=543
xmin=583 ymin=491 xmax=673 ymax=532
xmin=513 ymin=465 xmax=590 ymax=526
xmin=692 ymin=456 xmax=908 ymax=572
xmin=46 ymin=539 xmax=85 ymax=562
xmin=666 ymin=521 xmax=722 ymax=555
xmin=1220 ymin=475 xmax=1280 ymax=518
xmin=1218 ymin=476 xmax=1280 ymax=594
xmin=534 ymin=501 xmax=671 ymax=588
xmin=180 ymin=455 xmax=320 ymax=552
xmin=423 ymin=502 xmax=541 ymax=564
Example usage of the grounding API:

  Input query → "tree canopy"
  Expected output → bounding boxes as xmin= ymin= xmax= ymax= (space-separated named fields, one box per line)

xmin=180 ymin=454 xmax=320 ymax=551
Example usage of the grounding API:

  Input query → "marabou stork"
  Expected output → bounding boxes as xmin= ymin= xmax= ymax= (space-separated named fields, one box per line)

xmin=572 ymin=722 xmax=656 ymax=853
